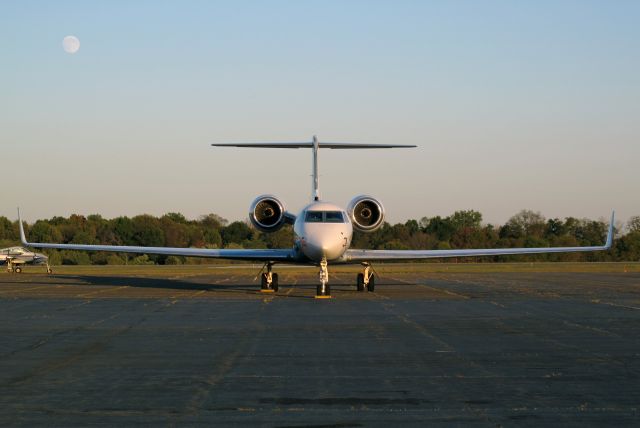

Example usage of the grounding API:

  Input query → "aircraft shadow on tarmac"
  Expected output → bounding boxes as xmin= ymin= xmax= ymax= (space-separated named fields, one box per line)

xmin=54 ymin=274 xmax=274 ymax=294
xmin=47 ymin=274 xmax=378 ymax=298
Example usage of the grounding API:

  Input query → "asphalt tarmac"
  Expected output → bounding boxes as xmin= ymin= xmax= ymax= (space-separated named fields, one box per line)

xmin=0 ymin=269 xmax=639 ymax=427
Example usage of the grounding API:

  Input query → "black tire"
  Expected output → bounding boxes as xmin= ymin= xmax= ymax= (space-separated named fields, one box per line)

xmin=261 ymin=273 xmax=268 ymax=290
xmin=15 ymin=267 xmax=22 ymax=274
xmin=356 ymin=273 xmax=365 ymax=292
xmin=367 ymin=275 xmax=375 ymax=292
xmin=272 ymin=273 xmax=279 ymax=292
xmin=316 ymin=284 xmax=331 ymax=296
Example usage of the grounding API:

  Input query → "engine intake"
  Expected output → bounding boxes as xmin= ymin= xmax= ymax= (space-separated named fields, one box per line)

xmin=347 ymin=195 xmax=385 ymax=232
xmin=250 ymin=195 xmax=287 ymax=232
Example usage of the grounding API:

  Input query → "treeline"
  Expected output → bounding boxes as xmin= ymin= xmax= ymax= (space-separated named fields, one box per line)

xmin=0 ymin=210 xmax=639 ymax=265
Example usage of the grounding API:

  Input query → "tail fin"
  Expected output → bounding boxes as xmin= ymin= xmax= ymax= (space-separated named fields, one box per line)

xmin=212 ymin=136 xmax=416 ymax=201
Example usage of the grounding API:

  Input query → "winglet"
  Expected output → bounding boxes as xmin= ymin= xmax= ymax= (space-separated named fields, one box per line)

xmin=604 ymin=211 xmax=615 ymax=249
xmin=17 ymin=208 xmax=28 ymax=246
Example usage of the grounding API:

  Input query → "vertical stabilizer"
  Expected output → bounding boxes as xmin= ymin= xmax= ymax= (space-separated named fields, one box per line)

xmin=312 ymin=135 xmax=320 ymax=201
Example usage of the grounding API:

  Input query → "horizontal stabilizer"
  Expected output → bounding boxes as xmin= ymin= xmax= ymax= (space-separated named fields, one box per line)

xmin=212 ymin=136 xmax=415 ymax=201
xmin=211 ymin=142 xmax=416 ymax=149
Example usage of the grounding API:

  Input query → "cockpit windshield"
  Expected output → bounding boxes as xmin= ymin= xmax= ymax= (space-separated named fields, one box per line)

xmin=305 ymin=211 xmax=324 ymax=223
xmin=325 ymin=211 xmax=345 ymax=223
xmin=304 ymin=211 xmax=345 ymax=223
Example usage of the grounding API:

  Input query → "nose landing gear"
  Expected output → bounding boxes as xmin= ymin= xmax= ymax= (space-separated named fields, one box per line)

xmin=315 ymin=257 xmax=331 ymax=299
xmin=356 ymin=262 xmax=375 ymax=292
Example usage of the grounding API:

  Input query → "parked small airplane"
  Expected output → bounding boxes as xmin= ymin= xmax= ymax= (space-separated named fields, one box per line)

xmin=0 ymin=246 xmax=51 ymax=274
xmin=18 ymin=136 xmax=613 ymax=297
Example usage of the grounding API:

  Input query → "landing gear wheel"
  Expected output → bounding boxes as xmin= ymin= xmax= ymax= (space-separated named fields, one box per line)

xmin=260 ymin=273 xmax=269 ymax=290
xmin=272 ymin=273 xmax=279 ymax=292
xmin=15 ymin=267 xmax=22 ymax=274
xmin=47 ymin=268 xmax=53 ymax=274
xmin=367 ymin=274 xmax=375 ymax=292
xmin=356 ymin=273 xmax=365 ymax=292
xmin=316 ymin=284 xmax=331 ymax=297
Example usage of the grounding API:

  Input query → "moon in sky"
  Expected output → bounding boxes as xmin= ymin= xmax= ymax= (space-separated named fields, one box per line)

xmin=62 ymin=35 xmax=80 ymax=54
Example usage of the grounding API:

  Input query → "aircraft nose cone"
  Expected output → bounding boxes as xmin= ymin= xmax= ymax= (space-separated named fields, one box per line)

xmin=302 ymin=239 xmax=323 ymax=261
xmin=302 ymin=235 xmax=345 ymax=261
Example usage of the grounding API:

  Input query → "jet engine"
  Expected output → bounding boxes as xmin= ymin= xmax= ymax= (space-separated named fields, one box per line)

xmin=347 ymin=195 xmax=385 ymax=232
xmin=249 ymin=195 xmax=287 ymax=233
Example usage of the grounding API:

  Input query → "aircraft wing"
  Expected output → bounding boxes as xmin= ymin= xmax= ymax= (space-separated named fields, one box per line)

xmin=18 ymin=211 xmax=296 ymax=262
xmin=345 ymin=212 xmax=615 ymax=261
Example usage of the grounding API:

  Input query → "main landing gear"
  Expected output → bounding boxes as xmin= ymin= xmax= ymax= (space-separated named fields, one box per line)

xmin=259 ymin=262 xmax=279 ymax=293
xmin=356 ymin=262 xmax=375 ymax=292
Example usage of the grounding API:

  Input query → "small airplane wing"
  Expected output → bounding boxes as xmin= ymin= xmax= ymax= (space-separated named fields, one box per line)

xmin=18 ymin=210 xmax=296 ymax=262
xmin=345 ymin=212 xmax=615 ymax=261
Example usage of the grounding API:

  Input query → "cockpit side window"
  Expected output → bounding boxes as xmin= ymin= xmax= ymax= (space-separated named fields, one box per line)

xmin=325 ymin=211 xmax=345 ymax=223
xmin=305 ymin=211 xmax=323 ymax=223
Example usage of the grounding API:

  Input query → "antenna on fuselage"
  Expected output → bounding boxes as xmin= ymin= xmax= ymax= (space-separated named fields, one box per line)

xmin=211 ymin=137 xmax=416 ymax=202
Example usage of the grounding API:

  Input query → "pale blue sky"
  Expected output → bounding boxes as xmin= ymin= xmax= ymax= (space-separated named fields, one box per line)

xmin=2 ymin=1 xmax=638 ymax=225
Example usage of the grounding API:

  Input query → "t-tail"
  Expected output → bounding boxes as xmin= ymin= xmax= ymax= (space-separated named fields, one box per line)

xmin=211 ymin=136 xmax=416 ymax=201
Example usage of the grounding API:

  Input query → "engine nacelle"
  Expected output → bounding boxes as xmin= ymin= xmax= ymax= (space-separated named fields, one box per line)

xmin=347 ymin=195 xmax=385 ymax=232
xmin=249 ymin=195 xmax=287 ymax=233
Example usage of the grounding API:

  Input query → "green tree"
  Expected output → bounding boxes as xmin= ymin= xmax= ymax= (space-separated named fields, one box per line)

xmin=425 ymin=216 xmax=456 ymax=241
xmin=161 ymin=217 xmax=189 ymax=247
xmin=60 ymin=250 xmax=91 ymax=265
xmin=545 ymin=218 xmax=566 ymax=238
xmin=616 ymin=232 xmax=640 ymax=261
xmin=263 ymin=225 xmax=294 ymax=249
xmin=131 ymin=215 xmax=165 ymax=247
xmin=507 ymin=210 xmax=546 ymax=238
xmin=30 ymin=220 xmax=63 ymax=243
xmin=203 ymin=228 xmax=222 ymax=248
xmin=222 ymin=221 xmax=253 ymax=246
xmin=164 ymin=212 xmax=188 ymax=224
xmin=200 ymin=213 xmax=228 ymax=229
xmin=112 ymin=217 xmax=135 ymax=245
xmin=0 ymin=217 xmax=16 ymax=241
xmin=449 ymin=210 xmax=482 ymax=229
xmin=627 ymin=216 xmax=640 ymax=234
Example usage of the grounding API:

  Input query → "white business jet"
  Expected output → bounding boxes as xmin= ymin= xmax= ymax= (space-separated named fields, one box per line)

xmin=18 ymin=136 xmax=614 ymax=298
